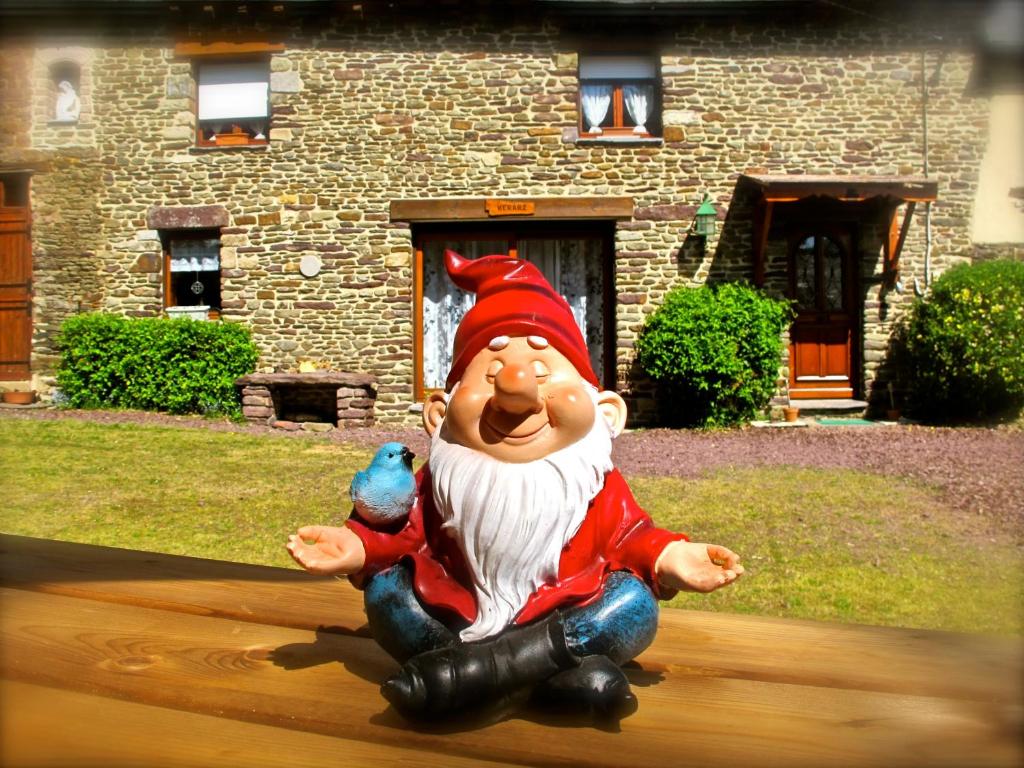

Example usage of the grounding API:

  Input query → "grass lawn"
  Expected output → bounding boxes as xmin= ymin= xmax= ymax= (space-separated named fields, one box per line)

xmin=2 ymin=417 xmax=1020 ymax=636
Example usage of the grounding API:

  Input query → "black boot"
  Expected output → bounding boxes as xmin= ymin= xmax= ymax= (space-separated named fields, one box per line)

xmin=381 ymin=614 xmax=579 ymax=718
xmin=532 ymin=654 xmax=638 ymax=720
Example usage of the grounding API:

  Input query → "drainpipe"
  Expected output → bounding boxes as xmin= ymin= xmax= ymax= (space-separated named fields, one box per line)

xmin=914 ymin=48 xmax=946 ymax=297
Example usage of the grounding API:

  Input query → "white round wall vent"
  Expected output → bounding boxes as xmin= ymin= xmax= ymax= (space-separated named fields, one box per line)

xmin=299 ymin=254 xmax=322 ymax=278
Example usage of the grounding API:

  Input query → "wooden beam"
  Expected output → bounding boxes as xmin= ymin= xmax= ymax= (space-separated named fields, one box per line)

xmin=885 ymin=207 xmax=898 ymax=285
xmin=4 ymin=584 xmax=1020 ymax=768
xmin=889 ymin=201 xmax=916 ymax=284
xmin=173 ymin=41 xmax=285 ymax=57
xmin=0 ymin=533 xmax=366 ymax=634
xmin=0 ymin=681 xmax=504 ymax=768
xmin=390 ymin=197 xmax=635 ymax=222
xmin=742 ymin=175 xmax=938 ymax=203
xmin=752 ymin=199 xmax=774 ymax=287
xmin=3 ymin=534 xmax=1020 ymax=705
xmin=413 ymin=247 xmax=424 ymax=403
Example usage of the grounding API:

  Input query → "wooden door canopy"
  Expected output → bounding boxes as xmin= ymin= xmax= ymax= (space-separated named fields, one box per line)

xmin=738 ymin=174 xmax=938 ymax=287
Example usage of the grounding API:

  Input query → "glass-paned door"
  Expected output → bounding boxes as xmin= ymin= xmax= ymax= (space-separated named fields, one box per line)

xmin=788 ymin=229 xmax=856 ymax=399
xmin=417 ymin=231 xmax=608 ymax=397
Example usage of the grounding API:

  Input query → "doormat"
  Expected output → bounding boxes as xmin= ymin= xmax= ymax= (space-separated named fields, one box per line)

xmin=815 ymin=417 xmax=877 ymax=426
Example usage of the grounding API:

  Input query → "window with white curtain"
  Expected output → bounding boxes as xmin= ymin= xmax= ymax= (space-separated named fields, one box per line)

xmin=421 ymin=239 xmax=507 ymax=391
xmin=196 ymin=59 xmax=270 ymax=146
xmin=418 ymin=234 xmax=607 ymax=396
xmin=164 ymin=233 xmax=221 ymax=316
xmin=578 ymin=54 xmax=660 ymax=137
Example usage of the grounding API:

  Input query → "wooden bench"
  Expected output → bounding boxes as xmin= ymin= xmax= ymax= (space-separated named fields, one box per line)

xmin=1 ymin=533 xmax=1020 ymax=767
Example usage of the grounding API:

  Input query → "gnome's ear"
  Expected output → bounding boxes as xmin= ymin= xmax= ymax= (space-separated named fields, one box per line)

xmin=596 ymin=390 xmax=627 ymax=438
xmin=423 ymin=391 xmax=448 ymax=437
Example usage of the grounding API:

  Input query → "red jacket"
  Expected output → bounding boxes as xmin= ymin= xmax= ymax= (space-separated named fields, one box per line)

xmin=346 ymin=466 xmax=687 ymax=627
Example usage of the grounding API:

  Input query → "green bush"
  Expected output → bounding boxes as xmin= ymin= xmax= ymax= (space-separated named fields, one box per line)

xmin=899 ymin=260 xmax=1024 ymax=423
xmin=636 ymin=283 xmax=792 ymax=427
xmin=56 ymin=313 xmax=259 ymax=417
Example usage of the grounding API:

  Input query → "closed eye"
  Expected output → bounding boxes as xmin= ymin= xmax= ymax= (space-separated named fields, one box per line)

xmin=485 ymin=359 xmax=503 ymax=383
xmin=532 ymin=361 xmax=550 ymax=381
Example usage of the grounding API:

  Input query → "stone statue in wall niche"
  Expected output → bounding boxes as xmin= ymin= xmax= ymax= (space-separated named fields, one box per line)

xmin=55 ymin=80 xmax=81 ymax=122
xmin=287 ymin=250 xmax=744 ymax=722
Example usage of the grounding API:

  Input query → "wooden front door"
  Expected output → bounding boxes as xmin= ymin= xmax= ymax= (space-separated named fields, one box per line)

xmin=0 ymin=175 xmax=32 ymax=381
xmin=788 ymin=229 xmax=856 ymax=400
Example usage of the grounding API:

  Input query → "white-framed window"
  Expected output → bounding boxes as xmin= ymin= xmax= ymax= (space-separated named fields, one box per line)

xmin=196 ymin=59 xmax=270 ymax=147
xmin=578 ymin=54 xmax=660 ymax=138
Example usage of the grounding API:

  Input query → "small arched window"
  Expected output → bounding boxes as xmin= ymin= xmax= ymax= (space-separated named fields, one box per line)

xmin=49 ymin=60 xmax=82 ymax=122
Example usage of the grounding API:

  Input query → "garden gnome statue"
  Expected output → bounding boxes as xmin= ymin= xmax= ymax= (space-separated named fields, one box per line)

xmin=287 ymin=250 xmax=743 ymax=720
xmin=55 ymin=80 xmax=80 ymax=122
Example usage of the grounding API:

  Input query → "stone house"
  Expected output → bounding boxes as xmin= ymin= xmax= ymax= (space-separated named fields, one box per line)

xmin=1 ymin=0 xmax=1021 ymax=425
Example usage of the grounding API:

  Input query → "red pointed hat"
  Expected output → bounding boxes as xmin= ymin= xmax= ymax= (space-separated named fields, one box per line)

xmin=444 ymin=249 xmax=599 ymax=392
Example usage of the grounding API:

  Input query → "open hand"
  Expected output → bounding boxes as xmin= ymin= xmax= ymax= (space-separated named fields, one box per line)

xmin=654 ymin=541 xmax=744 ymax=594
xmin=286 ymin=525 xmax=366 ymax=576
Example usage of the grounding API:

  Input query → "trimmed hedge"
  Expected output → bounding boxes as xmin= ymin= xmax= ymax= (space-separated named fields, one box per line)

xmin=56 ymin=313 xmax=259 ymax=417
xmin=898 ymin=259 xmax=1024 ymax=423
xmin=636 ymin=283 xmax=792 ymax=428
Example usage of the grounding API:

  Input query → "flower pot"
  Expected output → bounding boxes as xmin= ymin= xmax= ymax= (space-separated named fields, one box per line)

xmin=886 ymin=408 xmax=901 ymax=422
xmin=782 ymin=406 xmax=800 ymax=423
xmin=2 ymin=390 xmax=35 ymax=405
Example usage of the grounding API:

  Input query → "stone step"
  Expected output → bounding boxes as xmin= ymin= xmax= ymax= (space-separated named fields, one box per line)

xmin=786 ymin=399 xmax=869 ymax=417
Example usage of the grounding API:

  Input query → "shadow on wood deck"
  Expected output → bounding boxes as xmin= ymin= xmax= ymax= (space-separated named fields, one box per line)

xmin=1 ymin=534 xmax=1020 ymax=767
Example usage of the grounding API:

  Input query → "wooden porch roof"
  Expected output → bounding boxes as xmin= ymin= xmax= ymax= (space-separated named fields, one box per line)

xmin=739 ymin=174 xmax=938 ymax=204
xmin=738 ymin=174 xmax=938 ymax=287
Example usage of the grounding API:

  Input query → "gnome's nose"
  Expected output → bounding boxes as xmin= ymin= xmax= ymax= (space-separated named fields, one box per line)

xmin=492 ymin=363 xmax=543 ymax=415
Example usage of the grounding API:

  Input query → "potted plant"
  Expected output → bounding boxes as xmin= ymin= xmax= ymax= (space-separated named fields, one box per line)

xmin=782 ymin=397 xmax=800 ymax=423
xmin=2 ymin=389 xmax=36 ymax=405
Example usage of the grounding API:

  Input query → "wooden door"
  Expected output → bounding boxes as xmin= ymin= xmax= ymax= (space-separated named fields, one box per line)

xmin=0 ymin=175 xmax=32 ymax=380
xmin=788 ymin=229 xmax=856 ymax=400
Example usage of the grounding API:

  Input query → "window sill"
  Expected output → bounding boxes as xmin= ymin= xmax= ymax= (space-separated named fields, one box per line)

xmin=189 ymin=144 xmax=271 ymax=154
xmin=575 ymin=136 xmax=664 ymax=147
xmin=165 ymin=305 xmax=215 ymax=321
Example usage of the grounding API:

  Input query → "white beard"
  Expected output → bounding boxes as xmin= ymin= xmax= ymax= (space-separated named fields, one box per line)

xmin=429 ymin=388 xmax=614 ymax=642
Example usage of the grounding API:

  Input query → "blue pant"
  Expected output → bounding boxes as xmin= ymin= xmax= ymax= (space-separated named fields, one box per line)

xmin=363 ymin=564 xmax=659 ymax=665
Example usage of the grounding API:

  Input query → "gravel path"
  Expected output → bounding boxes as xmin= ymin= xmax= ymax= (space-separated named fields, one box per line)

xmin=4 ymin=407 xmax=1021 ymax=536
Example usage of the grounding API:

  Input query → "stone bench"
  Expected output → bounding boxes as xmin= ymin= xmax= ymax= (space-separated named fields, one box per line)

xmin=235 ymin=372 xmax=376 ymax=431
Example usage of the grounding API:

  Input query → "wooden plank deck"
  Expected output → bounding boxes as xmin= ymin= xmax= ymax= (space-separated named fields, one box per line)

xmin=1 ymin=534 xmax=1020 ymax=767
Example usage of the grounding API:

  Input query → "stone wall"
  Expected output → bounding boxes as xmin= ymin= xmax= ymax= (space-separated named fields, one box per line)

xmin=0 ymin=45 xmax=32 ymax=154
xmin=0 ymin=6 xmax=996 ymax=423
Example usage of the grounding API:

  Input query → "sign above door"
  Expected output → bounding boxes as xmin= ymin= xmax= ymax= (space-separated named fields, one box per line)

xmin=390 ymin=197 xmax=634 ymax=222
xmin=485 ymin=199 xmax=535 ymax=217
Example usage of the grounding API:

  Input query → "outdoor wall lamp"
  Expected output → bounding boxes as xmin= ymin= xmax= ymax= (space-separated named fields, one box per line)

xmin=692 ymin=194 xmax=718 ymax=238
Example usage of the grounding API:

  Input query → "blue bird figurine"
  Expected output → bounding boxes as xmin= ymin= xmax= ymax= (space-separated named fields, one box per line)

xmin=350 ymin=442 xmax=416 ymax=525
